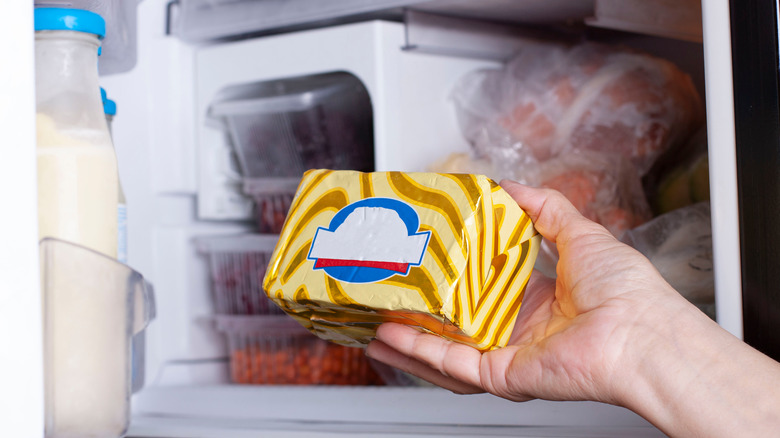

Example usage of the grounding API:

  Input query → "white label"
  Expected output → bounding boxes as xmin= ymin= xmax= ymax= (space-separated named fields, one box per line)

xmin=309 ymin=206 xmax=428 ymax=264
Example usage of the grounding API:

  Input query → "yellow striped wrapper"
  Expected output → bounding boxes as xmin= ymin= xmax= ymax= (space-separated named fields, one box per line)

xmin=263 ymin=170 xmax=541 ymax=351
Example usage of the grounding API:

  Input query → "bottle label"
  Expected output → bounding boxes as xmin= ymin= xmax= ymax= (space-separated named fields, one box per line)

xmin=118 ymin=203 xmax=128 ymax=264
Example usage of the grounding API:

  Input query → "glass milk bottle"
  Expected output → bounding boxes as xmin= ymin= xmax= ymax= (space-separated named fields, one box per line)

xmin=102 ymin=87 xmax=147 ymax=394
xmin=35 ymin=8 xmax=119 ymax=258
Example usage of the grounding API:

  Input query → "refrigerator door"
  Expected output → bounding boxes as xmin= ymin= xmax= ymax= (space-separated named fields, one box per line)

xmin=0 ymin=3 xmax=44 ymax=438
xmin=729 ymin=0 xmax=780 ymax=360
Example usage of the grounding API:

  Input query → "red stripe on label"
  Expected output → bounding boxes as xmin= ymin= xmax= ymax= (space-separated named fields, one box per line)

xmin=314 ymin=258 xmax=409 ymax=273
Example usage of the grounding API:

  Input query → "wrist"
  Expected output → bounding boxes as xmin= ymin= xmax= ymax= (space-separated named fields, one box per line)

xmin=610 ymin=291 xmax=719 ymax=434
xmin=611 ymin=291 xmax=780 ymax=437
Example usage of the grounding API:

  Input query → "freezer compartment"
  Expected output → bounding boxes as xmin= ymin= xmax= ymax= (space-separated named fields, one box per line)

xmin=214 ymin=315 xmax=384 ymax=385
xmin=196 ymin=234 xmax=283 ymax=316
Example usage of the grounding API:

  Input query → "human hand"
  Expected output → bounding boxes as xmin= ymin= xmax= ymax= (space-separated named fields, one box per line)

xmin=366 ymin=180 xmax=697 ymax=405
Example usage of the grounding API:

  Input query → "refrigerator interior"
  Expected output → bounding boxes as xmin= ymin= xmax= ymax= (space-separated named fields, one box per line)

xmin=88 ymin=0 xmax=740 ymax=436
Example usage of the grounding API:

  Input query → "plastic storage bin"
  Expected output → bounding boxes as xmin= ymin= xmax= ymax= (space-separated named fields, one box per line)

xmin=197 ymin=234 xmax=284 ymax=315
xmin=207 ymin=71 xmax=374 ymax=179
xmin=215 ymin=315 xmax=383 ymax=385
xmin=243 ymin=177 xmax=299 ymax=233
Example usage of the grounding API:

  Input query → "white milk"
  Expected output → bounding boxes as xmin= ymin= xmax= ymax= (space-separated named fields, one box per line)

xmin=38 ymin=113 xmax=126 ymax=438
xmin=37 ymin=113 xmax=119 ymax=258
xmin=44 ymin=250 xmax=130 ymax=438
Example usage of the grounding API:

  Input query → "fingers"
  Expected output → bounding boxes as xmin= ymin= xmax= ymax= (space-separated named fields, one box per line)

xmin=499 ymin=180 xmax=613 ymax=246
xmin=368 ymin=323 xmax=485 ymax=392
xmin=366 ymin=340 xmax=483 ymax=394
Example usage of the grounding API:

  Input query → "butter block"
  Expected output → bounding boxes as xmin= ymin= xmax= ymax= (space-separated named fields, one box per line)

xmin=263 ymin=170 xmax=541 ymax=351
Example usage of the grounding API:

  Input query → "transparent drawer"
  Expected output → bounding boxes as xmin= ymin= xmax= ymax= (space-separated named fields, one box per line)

xmin=215 ymin=315 xmax=383 ymax=385
xmin=196 ymin=234 xmax=283 ymax=315
xmin=242 ymin=178 xmax=299 ymax=234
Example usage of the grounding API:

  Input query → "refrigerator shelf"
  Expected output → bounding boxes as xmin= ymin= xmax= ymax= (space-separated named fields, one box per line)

xmin=129 ymin=385 xmax=662 ymax=436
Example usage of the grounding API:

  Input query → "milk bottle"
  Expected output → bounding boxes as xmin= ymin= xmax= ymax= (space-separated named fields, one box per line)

xmin=36 ymin=8 xmax=118 ymax=258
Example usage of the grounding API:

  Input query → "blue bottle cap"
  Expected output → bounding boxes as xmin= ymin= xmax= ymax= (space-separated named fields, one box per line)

xmin=34 ymin=8 xmax=106 ymax=39
xmin=104 ymin=99 xmax=117 ymax=116
xmin=100 ymin=87 xmax=117 ymax=115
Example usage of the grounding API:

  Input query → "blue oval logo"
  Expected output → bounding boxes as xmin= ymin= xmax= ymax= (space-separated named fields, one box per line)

xmin=307 ymin=198 xmax=431 ymax=283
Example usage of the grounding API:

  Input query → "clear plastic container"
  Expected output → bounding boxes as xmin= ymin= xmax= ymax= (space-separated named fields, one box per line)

xmin=207 ymin=71 xmax=375 ymax=179
xmin=214 ymin=315 xmax=383 ymax=385
xmin=243 ymin=177 xmax=300 ymax=233
xmin=40 ymin=238 xmax=155 ymax=438
xmin=196 ymin=234 xmax=284 ymax=315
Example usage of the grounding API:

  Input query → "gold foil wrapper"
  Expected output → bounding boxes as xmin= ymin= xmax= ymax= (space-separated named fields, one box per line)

xmin=263 ymin=170 xmax=541 ymax=351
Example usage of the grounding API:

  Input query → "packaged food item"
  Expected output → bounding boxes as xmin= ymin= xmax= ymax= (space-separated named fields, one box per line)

xmin=452 ymin=41 xmax=704 ymax=176
xmin=643 ymin=126 xmax=710 ymax=215
xmin=36 ymin=8 xmax=119 ymax=259
xmin=441 ymin=40 xmax=703 ymax=255
xmin=534 ymin=152 xmax=652 ymax=238
xmin=215 ymin=315 xmax=383 ymax=385
xmin=102 ymin=87 xmax=146 ymax=392
xmin=101 ymin=87 xmax=128 ymax=264
xmin=620 ymin=202 xmax=714 ymax=317
xmin=263 ymin=170 xmax=541 ymax=351
xmin=197 ymin=234 xmax=285 ymax=315
xmin=428 ymin=152 xmax=499 ymax=180
xmin=428 ymin=151 xmax=651 ymax=240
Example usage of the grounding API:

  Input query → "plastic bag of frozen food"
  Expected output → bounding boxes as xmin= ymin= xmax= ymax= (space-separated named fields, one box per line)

xmin=643 ymin=126 xmax=710 ymax=215
xmin=530 ymin=151 xmax=653 ymax=237
xmin=430 ymin=151 xmax=651 ymax=239
xmin=528 ymin=152 xmax=653 ymax=278
xmin=621 ymin=202 xmax=714 ymax=315
xmin=427 ymin=152 xmax=499 ymax=180
xmin=428 ymin=151 xmax=651 ymax=278
xmin=452 ymin=41 xmax=704 ymax=176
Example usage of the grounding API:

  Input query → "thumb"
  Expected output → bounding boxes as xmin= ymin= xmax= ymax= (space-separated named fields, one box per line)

xmin=499 ymin=180 xmax=613 ymax=248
